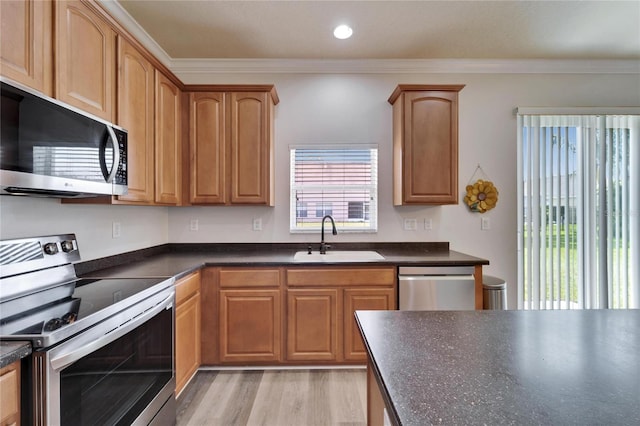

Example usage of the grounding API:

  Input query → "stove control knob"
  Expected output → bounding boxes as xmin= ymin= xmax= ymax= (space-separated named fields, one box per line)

xmin=43 ymin=243 xmax=59 ymax=255
xmin=61 ymin=312 xmax=77 ymax=324
xmin=61 ymin=240 xmax=75 ymax=253
xmin=44 ymin=318 xmax=63 ymax=331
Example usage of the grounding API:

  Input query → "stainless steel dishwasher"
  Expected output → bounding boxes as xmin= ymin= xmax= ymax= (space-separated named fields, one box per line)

xmin=398 ymin=266 xmax=476 ymax=310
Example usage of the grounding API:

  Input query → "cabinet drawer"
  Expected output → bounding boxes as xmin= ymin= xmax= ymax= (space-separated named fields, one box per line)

xmin=219 ymin=268 xmax=281 ymax=288
xmin=287 ymin=267 xmax=395 ymax=287
xmin=176 ymin=271 xmax=200 ymax=305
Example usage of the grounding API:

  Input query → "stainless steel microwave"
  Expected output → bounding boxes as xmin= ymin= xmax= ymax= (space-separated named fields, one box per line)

xmin=0 ymin=78 xmax=127 ymax=198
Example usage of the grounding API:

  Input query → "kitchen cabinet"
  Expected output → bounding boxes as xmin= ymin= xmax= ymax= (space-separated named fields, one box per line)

xmin=189 ymin=92 xmax=226 ymax=204
xmin=115 ymin=36 xmax=155 ymax=204
xmin=155 ymin=71 xmax=182 ymax=205
xmin=0 ymin=360 xmax=20 ymax=426
xmin=175 ymin=271 xmax=201 ymax=395
xmin=55 ymin=0 xmax=116 ymax=121
xmin=286 ymin=267 xmax=396 ymax=363
xmin=200 ymin=266 xmax=394 ymax=366
xmin=388 ymin=84 xmax=465 ymax=205
xmin=343 ymin=288 xmax=394 ymax=361
xmin=0 ymin=0 xmax=52 ymax=96
xmin=218 ymin=268 xmax=282 ymax=363
xmin=287 ymin=288 xmax=340 ymax=361
xmin=187 ymin=86 xmax=278 ymax=206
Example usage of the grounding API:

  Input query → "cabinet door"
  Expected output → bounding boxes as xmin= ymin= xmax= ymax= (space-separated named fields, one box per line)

xmin=228 ymin=92 xmax=273 ymax=205
xmin=402 ymin=90 xmax=459 ymax=204
xmin=0 ymin=0 xmax=52 ymax=95
xmin=343 ymin=288 xmax=395 ymax=361
xmin=287 ymin=288 xmax=340 ymax=361
xmin=176 ymin=291 xmax=201 ymax=394
xmin=155 ymin=71 xmax=182 ymax=205
xmin=200 ymin=268 xmax=218 ymax=365
xmin=55 ymin=0 xmax=115 ymax=121
xmin=219 ymin=289 xmax=281 ymax=363
xmin=189 ymin=92 xmax=226 ymax=204
xmin=392 ymin=87 xmax=462 ymax=205
xmin=0 ymin=361 xmax=20 ymax=426
xmin=116 ymin=36 xmax=155 ymax=204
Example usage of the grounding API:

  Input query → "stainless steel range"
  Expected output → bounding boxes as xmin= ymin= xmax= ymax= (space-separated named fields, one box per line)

xmin=0 ymin=234 xmax=176 ymax=426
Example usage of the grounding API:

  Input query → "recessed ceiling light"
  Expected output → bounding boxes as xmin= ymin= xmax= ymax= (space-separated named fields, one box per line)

xmin=333 ymin=24 xmax=353 ymax=40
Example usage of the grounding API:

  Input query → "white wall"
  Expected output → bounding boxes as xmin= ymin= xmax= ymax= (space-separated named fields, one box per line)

xmin=2 ymin=70 xmax=637 ymax=309
xmin=0 ymin=197 xmax=168 ymax=262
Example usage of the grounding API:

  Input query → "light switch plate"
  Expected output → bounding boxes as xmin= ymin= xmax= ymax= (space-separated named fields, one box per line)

xmin=424 ymin=219 xmax=433 ymax=230
xmin=253 ymin=218 xmax=262 ymax=231
xmin=481 ymin=217 xmax=491 ymax=230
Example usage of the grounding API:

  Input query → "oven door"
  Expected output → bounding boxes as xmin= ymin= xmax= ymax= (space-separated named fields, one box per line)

xmin=32 ymin=290 xmax=175 ymax=426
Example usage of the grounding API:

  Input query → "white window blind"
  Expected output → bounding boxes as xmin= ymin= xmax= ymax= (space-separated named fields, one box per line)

xmin=290 ymin=145 xmax=378 ymax=233
xmin=517 ymin=113 xmax=639 ymax=310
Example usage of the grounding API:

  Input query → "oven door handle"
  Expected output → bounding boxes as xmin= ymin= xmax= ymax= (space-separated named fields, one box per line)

xmin=49 ymin=292 xmax=174 ymax=371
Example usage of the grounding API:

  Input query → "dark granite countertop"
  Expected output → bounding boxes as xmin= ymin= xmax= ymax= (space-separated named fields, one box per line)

xmin=355 ymin=309 xmax=640 ymax=425
xmin=0 ymin=341 xmax=31 ymax=369
xmin=77 ymin=242 xmax=489 ymax=279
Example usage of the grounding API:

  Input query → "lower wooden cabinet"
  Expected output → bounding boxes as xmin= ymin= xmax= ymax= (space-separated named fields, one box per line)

xmin=219 ymin=289 xmax=281 ymax=363
xmin=175 ymin=271 xmax=201 ymax=395
xmin=200 ymin=265 xmax=395 ymax=366
xmin=343 ymin=288 xmax=395 ymax=361
xmin=286 ymin=267 xmax=396 ymax=364
xmin=0 ymin=360 xmax=20 ymax=426
xmin=217 ymin=268 xmax=282 ymax=363
xmin=287 ymin=288 xmax=339 ymax=361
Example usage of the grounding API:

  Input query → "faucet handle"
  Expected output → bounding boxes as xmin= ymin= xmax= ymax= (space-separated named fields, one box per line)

xmin=307 ymin=245 xmax=312 ymax=254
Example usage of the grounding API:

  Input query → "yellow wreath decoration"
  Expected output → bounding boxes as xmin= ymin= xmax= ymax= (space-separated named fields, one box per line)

xmin=464 ymin=179 xmax=498 ymax=213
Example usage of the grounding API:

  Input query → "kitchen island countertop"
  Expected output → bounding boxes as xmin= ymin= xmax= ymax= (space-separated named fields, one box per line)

xmin=356 ymin=309 xmax=640 ymax=425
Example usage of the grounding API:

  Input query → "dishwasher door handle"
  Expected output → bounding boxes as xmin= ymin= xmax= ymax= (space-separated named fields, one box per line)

xmin=399 ymin=275 xmax=475 ymax=281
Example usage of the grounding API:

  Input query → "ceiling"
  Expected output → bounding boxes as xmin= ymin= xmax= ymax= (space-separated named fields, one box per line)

xmin=116 ymin=1 xmax=640 ymax=61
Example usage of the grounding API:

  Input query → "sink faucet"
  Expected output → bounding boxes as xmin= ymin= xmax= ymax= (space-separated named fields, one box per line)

xmin=320 ymin=215 xmax=337 ymax=254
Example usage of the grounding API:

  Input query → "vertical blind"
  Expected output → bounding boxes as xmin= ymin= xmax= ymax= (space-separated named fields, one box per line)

xmin=290 ymin=146 xmax=378 ymax=232
xmin=517 ymin=112 xmax=639 ymax=309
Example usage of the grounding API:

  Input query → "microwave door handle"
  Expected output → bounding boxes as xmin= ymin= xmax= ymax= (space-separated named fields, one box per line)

xmin=99 ymin=124 xmax=120 ymax=183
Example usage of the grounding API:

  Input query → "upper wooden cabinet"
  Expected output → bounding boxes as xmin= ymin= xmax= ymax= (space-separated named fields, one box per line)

xmin=116 ymin=36 xmax=155 ymax=204
xmin=188 ymin=87 xmax=278 ymax=206
xmin=0 ymin=0 xmax=52 ymax=95
xmin=389 ymin=84 xmax=464 ymax=205
xmin=189 ymin=92 xmax=226 ymax=204
xmin=155 ymin=71 xmax=182 ymax=205
xmin=55 ymin=0 xmax=116 ymax=121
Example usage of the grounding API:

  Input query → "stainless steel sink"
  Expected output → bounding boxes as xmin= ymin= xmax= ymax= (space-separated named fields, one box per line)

xmin=293 ymin=250 xmax=385 ymax=262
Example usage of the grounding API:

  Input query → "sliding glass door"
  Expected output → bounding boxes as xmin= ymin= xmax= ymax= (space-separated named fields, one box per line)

xmin=517 ymin=111 xmax=639 ymax=309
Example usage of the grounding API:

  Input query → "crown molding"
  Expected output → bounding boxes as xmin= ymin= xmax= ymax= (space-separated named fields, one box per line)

xmin=101 ymin=1 xmax=639 ymax=76
xmin=169 ymin=58 xmax=640 ymax=75
xmin=97 ymin=0 xmax=172 ymax=68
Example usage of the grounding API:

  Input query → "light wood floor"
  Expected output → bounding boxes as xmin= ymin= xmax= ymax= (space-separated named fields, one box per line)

xmin=176 ymin=369 xmax=367 ymax=426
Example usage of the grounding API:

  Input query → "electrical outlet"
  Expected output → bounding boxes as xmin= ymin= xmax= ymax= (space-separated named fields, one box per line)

xmin=404 ymin=218 xmax=417 ymax=231
xmin=481 ymin=217 xmax=491 ymax=230
xmin=189 ymin=219 xmax=199 ymax=231
xmin=424 ymin=219 xmax=433 ymax=230
xmin=253 ymin=218 xmax=262 ymax=231
xmin=112 ymin=222 xmax=121 ymax=238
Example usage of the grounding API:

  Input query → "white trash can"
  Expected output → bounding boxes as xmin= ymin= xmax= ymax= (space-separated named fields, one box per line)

xmin=483 ymin=275 xmax=507 ymax=310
